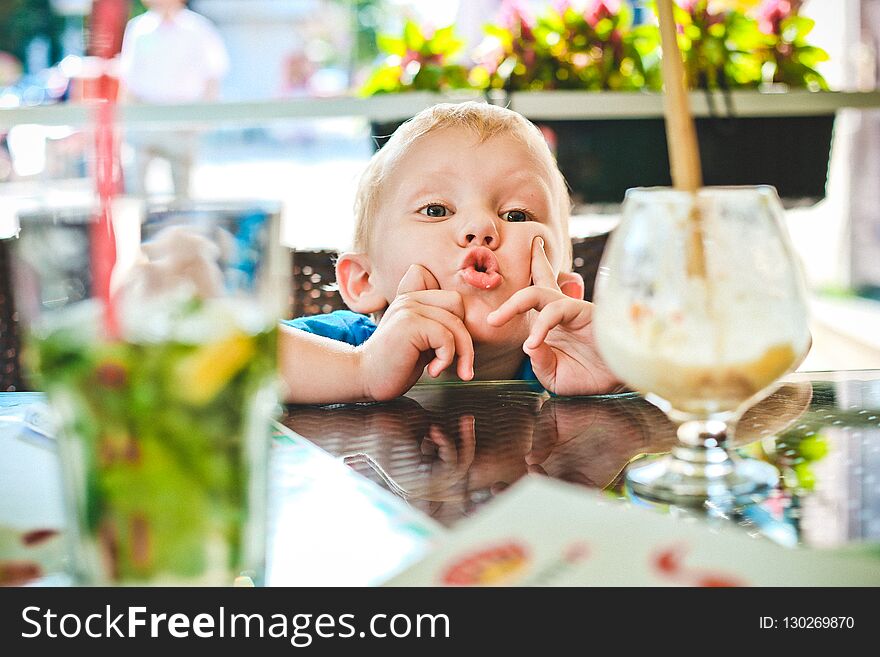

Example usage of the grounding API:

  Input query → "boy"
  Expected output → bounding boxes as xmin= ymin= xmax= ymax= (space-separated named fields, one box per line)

xmin=279 ymin=102 xmax=618 ymax=403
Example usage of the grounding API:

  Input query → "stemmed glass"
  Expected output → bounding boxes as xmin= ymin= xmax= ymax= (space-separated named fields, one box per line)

xmin=593 ymin=186 xmax=811 ymax=506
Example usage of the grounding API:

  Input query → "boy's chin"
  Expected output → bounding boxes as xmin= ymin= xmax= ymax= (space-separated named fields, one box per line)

xmin=464 ymin=305 xmax=528 ymax=346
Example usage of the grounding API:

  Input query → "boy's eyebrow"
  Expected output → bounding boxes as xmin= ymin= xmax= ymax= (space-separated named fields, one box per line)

xmin=496 ymin=170 xmax=555 ymax=202
xmin=395 ymin=168 xmax=461 ymax=203
xmin=405 ymin=168 xmax=550 ymax=194
xmin=498 ymin=168 xmax=554 ymax=189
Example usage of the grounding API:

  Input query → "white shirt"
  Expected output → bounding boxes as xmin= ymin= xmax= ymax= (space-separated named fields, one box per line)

xmin=119 ymin=8 xmax=229 ymax=104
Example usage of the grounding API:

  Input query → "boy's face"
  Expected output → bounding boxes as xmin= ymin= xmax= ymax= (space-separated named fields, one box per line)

xmin=366 ymin=127 xmax=571 ymax=345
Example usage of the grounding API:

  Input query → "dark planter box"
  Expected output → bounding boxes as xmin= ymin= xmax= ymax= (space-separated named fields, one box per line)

xmin=539 ymin=115 xmax=835 ymax=203
xmin=372 ymin=113 xmax=835 ymax=203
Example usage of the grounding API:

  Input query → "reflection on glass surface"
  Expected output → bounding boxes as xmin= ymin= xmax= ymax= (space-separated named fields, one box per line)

xmin=283 ymin=372 xmax=880 ymax=550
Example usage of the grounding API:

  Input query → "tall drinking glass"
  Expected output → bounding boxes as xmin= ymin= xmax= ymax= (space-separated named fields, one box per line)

xmin=9 ymin=201 xmax=288 ymax=585
xmin=593 ymin=187 xmax=810 ymax=505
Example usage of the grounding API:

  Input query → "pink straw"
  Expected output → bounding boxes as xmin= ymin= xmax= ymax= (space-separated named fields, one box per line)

xmin=87 ymin=0 xmax=129 ymax=338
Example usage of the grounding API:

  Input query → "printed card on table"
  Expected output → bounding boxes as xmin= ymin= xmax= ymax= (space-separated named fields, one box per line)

xmin=386 ymin=476 xmax=880 ymax=586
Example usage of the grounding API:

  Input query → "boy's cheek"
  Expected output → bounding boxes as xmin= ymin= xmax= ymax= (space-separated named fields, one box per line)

xmin=507 ymin=225 xmax=557 ymax=274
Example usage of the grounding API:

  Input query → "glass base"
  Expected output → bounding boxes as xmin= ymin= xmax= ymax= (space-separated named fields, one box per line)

xmin=625 ymin=453 xmax=779 ymax=507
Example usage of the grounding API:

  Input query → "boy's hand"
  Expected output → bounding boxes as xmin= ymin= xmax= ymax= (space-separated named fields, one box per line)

xmin=487 ymin=237 xmax=619 ymax=396
xmin=360 ymin=264 xmax=474 ymax=401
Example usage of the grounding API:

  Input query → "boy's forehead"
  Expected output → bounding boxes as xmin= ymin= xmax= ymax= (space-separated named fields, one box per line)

xmin=384 ymin=126 xmax=560 ymax=200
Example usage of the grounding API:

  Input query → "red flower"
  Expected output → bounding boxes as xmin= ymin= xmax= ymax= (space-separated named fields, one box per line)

xmin=679 ymin=0 xmax=725 ymax=28
xmin=757 ymin=0 xmax=799 ymax=35
xmin=499 ymin=0 xmax=536 ymax=41
xmin=585 ymin=0 xmax=621 ymax=27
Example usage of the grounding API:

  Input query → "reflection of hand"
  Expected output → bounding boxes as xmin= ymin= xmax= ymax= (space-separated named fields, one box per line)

xmin=283 ymin=396 xmax=477 ymax=502
xmin=487 ymin=237 xmax=619 ymax=396
xmin=117 ymin=226 xmax=227 ymax=304
xmin=361 ymin=265 xmax=474 ymax=401
xmin=528 ymin=395 xmax=676 ymax=488
xmin=284 ymin=396 xmax=428 ymax=455
xmin=735 ymin=380 xmax=814 ymax=446
xmin=405 ymin=384 xmax=540 ymax=502
xmin=413 ymin=415 xmax=477 ymax=500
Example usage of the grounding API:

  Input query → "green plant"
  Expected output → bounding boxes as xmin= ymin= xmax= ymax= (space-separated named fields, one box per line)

xmin=359 ymin=19 xmax=472 ymax=95
xmin=754 ymin=0 xmax=828 ymax=89
xmin=472 ymin=0 xmax=660 ymax=91
xmin=671 ymin=0 xmax=827 ymax=90
xmin=673 ymin=0 xmax=764 ymax=89
xmin=360 ymin=0 xmax=829 ymax=95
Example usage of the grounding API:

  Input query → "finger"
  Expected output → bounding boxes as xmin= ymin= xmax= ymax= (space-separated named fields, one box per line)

xmin=523 ymin=340 xmax=557 ymax=382
xmin=420 ymin=436 xmax=439 ymax=457
xmin=530 ymin=236 xmax=559 ymax=290
xmin=394 ymin=289 xmax=466 ymax=320
xmin=486 ymin=286 xmax=563 ymax=326
xmin=397 ymin=264 xmax=440 ymax=296
xmin=414 ymin=320 xmax=456 ymax=378
xmin=410 ymin=305 xmax=474 ymax=380
xmin=528 ymin=400 xmax=559 ymax=465
xmin=427 ymin=424 xmax=458 ymax=465
xmin=525 ymin=299 xmax=592 ymax=349
xmin=457 ymin=414 xmax=476 ymax=466
xmin=426 ymin=420 xmax=472 ymax=470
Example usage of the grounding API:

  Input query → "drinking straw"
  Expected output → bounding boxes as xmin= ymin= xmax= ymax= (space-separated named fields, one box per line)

xmin=87 ymin=0 xmax=130 ymax=337
xmin=656 ymin=0 xmax=703 ymax=191
xmin=656 ymin=0 xmax=706 ymax=277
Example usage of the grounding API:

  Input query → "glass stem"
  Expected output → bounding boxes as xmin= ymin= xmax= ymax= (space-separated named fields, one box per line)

xmin=669 ymin=419 xmax=736 ymax=481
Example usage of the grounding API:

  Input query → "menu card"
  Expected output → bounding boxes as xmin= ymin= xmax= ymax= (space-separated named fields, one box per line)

xmin=386 ymin=476 xmax=880 ymax=586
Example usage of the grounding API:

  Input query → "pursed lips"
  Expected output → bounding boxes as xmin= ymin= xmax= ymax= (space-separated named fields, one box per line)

xmin=458 ymin=247 xmax=503 ymax=290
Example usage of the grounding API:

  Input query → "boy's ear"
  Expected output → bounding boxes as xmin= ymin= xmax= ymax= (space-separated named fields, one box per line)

xmin=557 ymin=271 xmax=585 ymax=300
xmin=335 ymin=253 xmax=388 ymax=314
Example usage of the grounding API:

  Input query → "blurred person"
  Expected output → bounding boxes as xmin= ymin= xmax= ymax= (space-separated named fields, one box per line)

xmin=118 ymin=0 xmax=229 ymax=198
xmin=280 ymin=49 xmax=316 ymax=98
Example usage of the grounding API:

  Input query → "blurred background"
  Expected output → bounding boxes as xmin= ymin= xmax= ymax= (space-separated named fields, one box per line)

xmin=1 ymin=0 xmax=879 ymax=375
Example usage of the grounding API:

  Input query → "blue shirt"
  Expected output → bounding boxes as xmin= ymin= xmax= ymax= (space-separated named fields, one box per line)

xmin=283 ymin=310 xmax=537 ymax=381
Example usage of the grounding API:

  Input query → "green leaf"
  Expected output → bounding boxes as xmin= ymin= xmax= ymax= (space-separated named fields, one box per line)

xmin=468 ymin=65 xmax=491 ymax=89
xmin=796 ymin=45 xmax=830 ymax=65
xmin=429 ymin=25 xmax=461 ymax=56
xmin=484 ymin=23 xmax=513 ymax=43
xmin=781 ymin=15 xmax=815 ymax=41
xmin=413 ymin=63 xmax=441 ymax=90
xmin=541 ymin=9 xmax=566 ymax=33
xmin=403 ymin=19 xmax=425 ymax=51
xmin=376 ymin=34 xmax=405 ymax=56
xmin=359 ymin=64 xmax=403 ymax=96
xmin=673 ymin=3 xmax=694 ymax=27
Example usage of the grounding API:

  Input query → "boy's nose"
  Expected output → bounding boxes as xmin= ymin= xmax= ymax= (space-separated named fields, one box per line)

xmin=458 ymin=215 xmax=500 ymax=249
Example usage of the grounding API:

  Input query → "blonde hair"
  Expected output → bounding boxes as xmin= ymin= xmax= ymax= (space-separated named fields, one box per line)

xmin=353 ymin=101 xmax=574 ymax=267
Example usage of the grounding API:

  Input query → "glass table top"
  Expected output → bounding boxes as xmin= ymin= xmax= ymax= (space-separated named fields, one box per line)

xmin=282 ymin=371 xmax=880 ymax=550
xmin=3 ymin=370 xmax=879 ymax=586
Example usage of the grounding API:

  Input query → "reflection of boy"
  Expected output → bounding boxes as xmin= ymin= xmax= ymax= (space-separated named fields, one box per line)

xmin=280 ymin=102 xmax=619 ymax=403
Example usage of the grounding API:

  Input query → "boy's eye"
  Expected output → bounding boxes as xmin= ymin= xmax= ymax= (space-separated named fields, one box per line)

xmin=420 ymin=204 xmax=449 ymax=218
xmin=503 ymin=210 xmax=529 ymax=223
